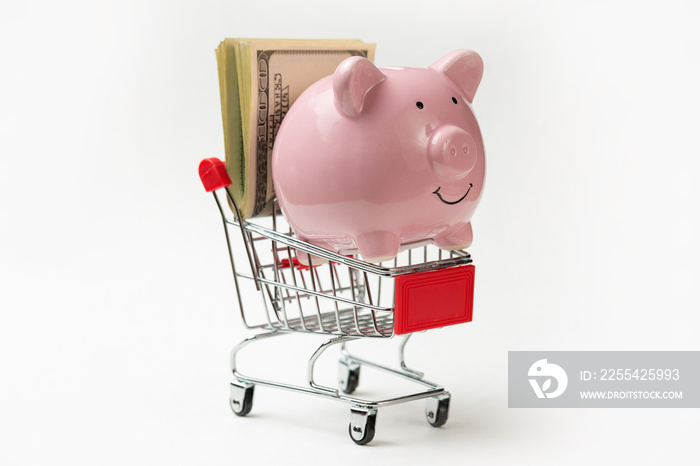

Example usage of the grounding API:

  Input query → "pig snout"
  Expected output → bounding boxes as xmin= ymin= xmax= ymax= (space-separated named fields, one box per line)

xmin=427 ymin=125 xmax=477 ymax=181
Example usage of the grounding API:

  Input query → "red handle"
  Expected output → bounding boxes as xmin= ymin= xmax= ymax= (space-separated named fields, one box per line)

xmin=199 ymin=158 xmax=232 ymax=192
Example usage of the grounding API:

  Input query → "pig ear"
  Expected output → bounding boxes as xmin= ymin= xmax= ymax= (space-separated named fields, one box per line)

xmin=430 ymin=50 xmax=483 ymax=103
xmin=333 ymin=56 xmax=385 ymax=117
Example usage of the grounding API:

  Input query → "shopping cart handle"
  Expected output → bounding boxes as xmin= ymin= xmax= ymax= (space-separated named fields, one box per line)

xmin=199 ymin=158 xmax=232 ymax=192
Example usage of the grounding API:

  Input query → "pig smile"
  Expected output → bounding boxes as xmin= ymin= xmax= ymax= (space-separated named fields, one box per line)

xmin=433 ymin=183 xmax=473 ymax=205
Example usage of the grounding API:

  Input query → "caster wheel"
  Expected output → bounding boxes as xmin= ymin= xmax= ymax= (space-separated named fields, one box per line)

xmin=230 ymin=381 xmax=254 ymax=417
xmin=339 ymin=360 xmax=360 ymax=394
xmin=426 ymin=393 xmax=450 ymax=427
xmin=349 ymin=407 xmax=377 ymax=445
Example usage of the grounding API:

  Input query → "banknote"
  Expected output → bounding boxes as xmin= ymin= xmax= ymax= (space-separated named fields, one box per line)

xmin=216 ymin=39 xmax=376 ymax=218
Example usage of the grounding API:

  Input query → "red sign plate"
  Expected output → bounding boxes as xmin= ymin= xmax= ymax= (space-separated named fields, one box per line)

xmin=394 ymin=264 xmax=475 ymax=335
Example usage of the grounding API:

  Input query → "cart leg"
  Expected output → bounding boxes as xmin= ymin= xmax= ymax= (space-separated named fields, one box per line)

xmin=399 ymin=334 xmax=424 ymax=378
xmin=425 ymin=392 xmax=450 ymax=427
xmin=307 ymin=335 xmax=358 ymax=394
xmin=349 ymin=406 xmax=377 ymax=445
xmin=338 ymin=359 xmax=361 ymax=394
xmin=230 ymin=380 xmax=254 ymax=417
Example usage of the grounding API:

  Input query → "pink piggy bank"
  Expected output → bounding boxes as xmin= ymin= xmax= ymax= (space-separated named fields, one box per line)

xmin=271 ymin=50 xmax=485 ymax=262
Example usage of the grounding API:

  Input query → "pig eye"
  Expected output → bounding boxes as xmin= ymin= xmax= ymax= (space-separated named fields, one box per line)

xmin=416 ymin=101 xmax=424 ymax=109
xmin=452 ymin=97 xmax=458 ymax=104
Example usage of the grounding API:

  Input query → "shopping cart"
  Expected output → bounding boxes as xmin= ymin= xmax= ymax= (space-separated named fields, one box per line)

xmin=199 ymin=157 xmax=476 ymax=445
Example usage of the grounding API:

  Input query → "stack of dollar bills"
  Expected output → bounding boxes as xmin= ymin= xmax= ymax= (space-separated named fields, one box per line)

xmin=215 ymin=38 xmax=376 ymax=218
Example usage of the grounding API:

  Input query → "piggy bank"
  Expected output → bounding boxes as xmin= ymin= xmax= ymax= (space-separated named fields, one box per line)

xmin=271 ymin=50 xmax=485 ymax=262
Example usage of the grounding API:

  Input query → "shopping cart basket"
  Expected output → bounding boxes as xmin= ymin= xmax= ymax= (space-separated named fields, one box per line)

xmin=199 ymin=158 xmax=476 ymax=444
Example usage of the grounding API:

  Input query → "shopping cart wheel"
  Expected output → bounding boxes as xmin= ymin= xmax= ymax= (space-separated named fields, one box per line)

xmin=349 ymin=407 xmax=377 ymax=445
xmin=338 ymin=360 xmax=360 ymax=394
xmin=425 ymin=393 xmax=450 ymax=427
xmin=229 ymin=381 xmax=254 ymax=417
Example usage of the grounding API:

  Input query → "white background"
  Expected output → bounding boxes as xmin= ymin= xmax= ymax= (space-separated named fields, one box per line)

xmin=1 ymin=0 xmax=698 ymax=464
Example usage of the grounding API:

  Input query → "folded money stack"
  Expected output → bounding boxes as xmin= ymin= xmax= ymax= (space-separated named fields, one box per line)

xmin=216 ymin=38 xmax=376 ymax=218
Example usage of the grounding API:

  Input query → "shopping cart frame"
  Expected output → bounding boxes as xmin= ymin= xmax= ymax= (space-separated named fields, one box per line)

xmin=199 ymin=158 xmax=475 ymax=444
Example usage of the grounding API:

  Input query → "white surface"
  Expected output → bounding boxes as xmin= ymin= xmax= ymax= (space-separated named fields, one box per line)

xmin=1 ymin=0 xmax=699 ymax=464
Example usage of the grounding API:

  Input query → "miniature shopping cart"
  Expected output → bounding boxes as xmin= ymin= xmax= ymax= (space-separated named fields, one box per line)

xmin=199 ymin=158 xmax=476 ymax=445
